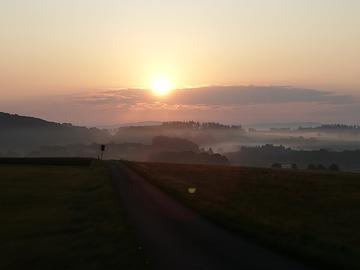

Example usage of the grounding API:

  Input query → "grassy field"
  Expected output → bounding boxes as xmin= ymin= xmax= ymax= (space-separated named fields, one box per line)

xmin=0 ymin=162 xmax=145 ymax=270
xmin=129 ymin=162 xmax=360 ymax=270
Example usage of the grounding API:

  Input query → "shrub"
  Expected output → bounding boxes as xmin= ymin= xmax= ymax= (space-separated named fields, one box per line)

xmin=271 ymin=163 xmax=282 ymax=169
xmin=329 ymin=164 xmax=340 ymax=171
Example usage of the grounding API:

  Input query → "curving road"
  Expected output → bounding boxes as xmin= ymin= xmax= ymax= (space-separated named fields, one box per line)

xmin=110 ymin=162 xmax=315 ymax=270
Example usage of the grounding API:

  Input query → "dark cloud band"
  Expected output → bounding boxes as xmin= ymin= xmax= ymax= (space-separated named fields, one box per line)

xmin=74 ymin=85 xmax=355 ymax=107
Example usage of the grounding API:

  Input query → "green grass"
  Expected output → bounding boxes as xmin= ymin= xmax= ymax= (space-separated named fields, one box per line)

xmin=0 ymin=162 xmax=145 ymax=270
xmin=129 ymin=161 xmax=360 ymax=270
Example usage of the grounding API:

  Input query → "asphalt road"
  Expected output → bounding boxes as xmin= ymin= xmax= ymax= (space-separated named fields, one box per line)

xmin=110 ymin=162 xmax=315 ymax=270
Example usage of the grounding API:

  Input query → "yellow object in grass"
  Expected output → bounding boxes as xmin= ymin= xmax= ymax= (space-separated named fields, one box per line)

xmin=188 ymin=187 xmax=197 ymax=194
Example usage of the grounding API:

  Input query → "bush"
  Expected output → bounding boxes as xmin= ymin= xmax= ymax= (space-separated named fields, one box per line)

xmin=329 ymin=164 xmax=340 ymax=171
xmin=307 ymin=164 xmax=316 ymax=170
xmin=291 ymin=164 xmax=298 ymax=170
xmin=317 ymin=164 xmax=326 ymax=170
xmin=271 ymin=163 xmax=282 ymax=169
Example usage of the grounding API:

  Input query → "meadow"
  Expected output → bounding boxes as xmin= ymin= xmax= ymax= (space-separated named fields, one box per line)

xmin=130 ymin=162 xmax=360 ymax=270
xmin=0 ymin=161 xmax=145 ymax=270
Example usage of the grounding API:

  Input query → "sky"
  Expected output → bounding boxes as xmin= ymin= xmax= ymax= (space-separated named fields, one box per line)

xmin=1 ymin=0 xmax=360 ymax=125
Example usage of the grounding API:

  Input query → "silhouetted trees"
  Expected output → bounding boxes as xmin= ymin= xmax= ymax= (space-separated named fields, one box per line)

xmin=298 ymin=124 xmax=360 ymax=135
xmin=306 ymin=163 xmax=341 ymax=172
xmin=161 ymin=121 xmax=242 ymax=130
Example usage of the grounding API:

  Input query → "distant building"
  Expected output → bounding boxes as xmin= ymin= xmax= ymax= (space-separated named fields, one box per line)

xmin=271 ymin=163 xmax=297 ymax=169
xmin=281 ymin=164 xmax=293 ymax=169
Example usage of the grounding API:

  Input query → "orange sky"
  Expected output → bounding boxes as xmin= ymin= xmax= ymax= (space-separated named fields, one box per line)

xmin=0 ymin=1 xmax=359 ymax=124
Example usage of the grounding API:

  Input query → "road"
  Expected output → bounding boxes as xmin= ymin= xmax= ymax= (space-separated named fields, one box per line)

xmin=110 ymin=162 xmax=314 ymax=270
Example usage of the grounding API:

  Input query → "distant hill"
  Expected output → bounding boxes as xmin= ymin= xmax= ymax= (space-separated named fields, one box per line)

xmin=28 ymin=134 xmax=229 ymax=165
xmin=113 ymin=121 xmax=246 ymax=145
xmin=0 ymin=112 xmax=61 ymax=128
xmin=226 ymin=144 xmax=360 ymax=172
xmin=152 ymin=136 xmax=199 ymax=153
xmin=0 ymin=112 xmax=110 ymax=156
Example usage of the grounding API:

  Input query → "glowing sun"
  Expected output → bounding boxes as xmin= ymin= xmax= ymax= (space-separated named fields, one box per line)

xmin=151 ymin=77 xmax=174 ymax=97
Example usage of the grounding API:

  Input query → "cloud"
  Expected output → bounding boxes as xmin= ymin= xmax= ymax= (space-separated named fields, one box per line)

xmin=128 ymin=102 xmax=214 ymax=112
xmin=72 ymin=85 xmax=355 ymax=107
xmin=71 ymin=88 xmax=152 ymax=105
xmin=168 ymin=85 xmax=354 ymax=105
xmin=3 ymin=85 xmax=357 ymax=126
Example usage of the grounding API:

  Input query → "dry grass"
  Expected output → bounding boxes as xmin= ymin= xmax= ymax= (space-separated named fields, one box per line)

xmin=129 ymin=161 xmax=360 ymax=270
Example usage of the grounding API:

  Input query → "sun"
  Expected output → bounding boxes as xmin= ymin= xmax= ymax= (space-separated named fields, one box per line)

xmin=151 ymin=77 xmax=174 ymax=97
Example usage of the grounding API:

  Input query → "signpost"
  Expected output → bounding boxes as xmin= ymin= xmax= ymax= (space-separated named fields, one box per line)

xmin=100 ymin=144 xmax=106 ymax=160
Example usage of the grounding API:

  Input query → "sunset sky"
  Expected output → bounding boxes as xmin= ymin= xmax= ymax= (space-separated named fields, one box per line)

xmin=1 ymin=0 xmax=360 ymax=126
